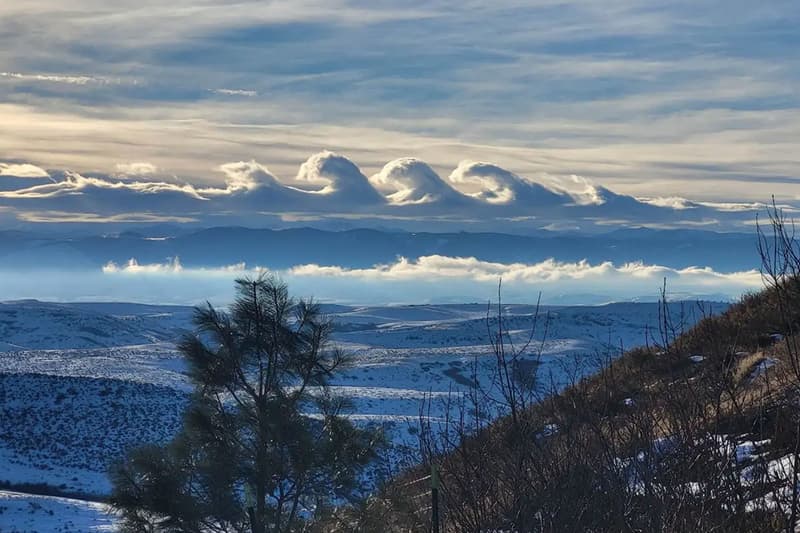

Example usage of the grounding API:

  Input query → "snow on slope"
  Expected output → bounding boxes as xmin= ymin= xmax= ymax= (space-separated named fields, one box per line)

xmin=0 ymin=490 xmax=114 ymax=532
xmin=0 ymin=373 xmax=186 ymax=495
xmin=0 ymin=343 xmax=188 ymax=389
xmin=0 ymin=300 xmax=194 ymax=351
xmin=0 ymin=299 xmax=722 ymax=518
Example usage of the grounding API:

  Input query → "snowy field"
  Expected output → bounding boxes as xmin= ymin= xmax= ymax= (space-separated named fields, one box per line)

xmin=0 ymin=299 xmax=721 ymax=530
xmin=0 ymin=490 xmax=114 ymax=532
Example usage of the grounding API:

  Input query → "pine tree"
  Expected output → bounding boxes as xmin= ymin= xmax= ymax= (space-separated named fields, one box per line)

xmin=111 ymin=275 xmax=383 ymax=533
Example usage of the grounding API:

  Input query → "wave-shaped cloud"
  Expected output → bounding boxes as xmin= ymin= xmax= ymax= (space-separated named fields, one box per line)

xmin=370 ymin=158 xmax=467 ymax=206
xmin=0 ymin=172 xmax=206 ymax=216
xmin=448 ymin=161 xmax=568 ymax=206
xmin=295 ymin=151 xmax=385 ymax=205
xmin=214 ymin=161 xmax=282 ymax=193
xmin=0 ymin=153 xmax=769 ymax=230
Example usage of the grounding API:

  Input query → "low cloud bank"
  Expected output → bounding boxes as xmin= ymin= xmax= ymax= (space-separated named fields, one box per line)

xmin=85 ymin=255 xmax=763 ymax=305
xmin=288 ymin=255 xmax=761 ymax=286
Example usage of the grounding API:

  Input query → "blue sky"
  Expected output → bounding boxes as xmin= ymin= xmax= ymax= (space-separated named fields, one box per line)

xmin=0 ymin=0 xmax=798 ymax=230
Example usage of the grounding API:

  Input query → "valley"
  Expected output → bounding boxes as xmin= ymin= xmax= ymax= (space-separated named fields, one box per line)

xmin=0 ymin=298 xmax=718 ymax=530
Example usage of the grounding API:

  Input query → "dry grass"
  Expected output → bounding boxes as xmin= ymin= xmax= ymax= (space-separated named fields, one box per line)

xmin=329 ymin=282 xmax=800 ymax=532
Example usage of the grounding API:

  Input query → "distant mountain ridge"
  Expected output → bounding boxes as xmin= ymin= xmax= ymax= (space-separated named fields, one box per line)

xmin=0 ymin=226 xmax=759 ymax=272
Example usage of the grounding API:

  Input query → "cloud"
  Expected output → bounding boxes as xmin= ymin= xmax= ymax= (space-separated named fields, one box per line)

xmin=0 ymin=171 xmax=204 ymax=200
xmin=103 ymin=257 xmax=184 ymax=274
xmin=559 ymin=175 xmax=607 ymax=206
xmin=0 ymin=0 xmax=797 ymax=212
xmin=294 ymin=151 xmax=385 ymax=205
xmin=0 ymin=153 xmax=773 ymax=230
xmin=696 ymin=201 xmax=768 ymax=212
xmin=286 ymin=255 xmax=762 ymax=302
xmin=639 ymin=196 xmax=698 ymax=210
xmin=115 ymin=162 xmax=158 ymax=176
xmin=0 ymin=71 xmax=119 ymax=86
xmin=16 ymin=211 xmax=196 ymax=223
xmin=211 ymin=89 xmax=257 ymax=97
xmin=213 ymin=157 xmax=389 ymax=211
xmin=214 ymin=161 xmax=281 ymax=193
xmin=0 ymin=163 xmax=50 ymax=178
xmin=0 ymin=171 xmax=211 ymax=215
xmin=289 ymin=255 xmax=761 ymax=287
xmin=94 ymin=255 xmax=763 ymax=304
xmin=448 ymin=161 xmax=568 ymax=206
xmin=370 ymin=158 xmax=467 ymax=206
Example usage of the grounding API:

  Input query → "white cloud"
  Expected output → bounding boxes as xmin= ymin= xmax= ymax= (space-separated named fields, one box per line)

xmin=115 ymin=162 xmax=158 ymax=176
xmin=448 ymin=161 xmax=566 ymax=205
xmin=370 ymin=158 xmax=465 ymax=205
xmin=289 ymin=255 xmax=761 ymax=287
xmin=0 ymin=153 xmax=775 ymax=230
xmin=214 ymin=161 xmax=278 ymax=193
xmin=96 ymin=255 xmax=763 ymax=303
xmin=696 ymin=201 xmax=767 ymax=212
xmin=639 ymin=196 xmax=697 ymax=210
xmin=16 ymin=211 xmax=196 ymax=223
xmin=0 ymin=0 xmax=797 ymax=211
xmin=294 ymin=151 xmax=385 ymax=204
xmin=211 ymin=88 xmax=257 ymax=97
xmin=0 ymin=71 xmax=119 ymax=85
xmin=0 ymin=171 xmax=205 ymax=200
xmin=103 ymin=258 xmax=251 ymax=276
xmin=99 ymin=255 xmax=762 ymax=290
xmin=559 ymin=175 xmax=607 ymax=206
xmin=0 ymin=163 xmax=50 ymax=178
xmin=637 ymin=197 xmax=768 ymax=213
xmin=0 ymin=100 xmax=797 ymax=206
xmin=103 ymin=257 xmax=184 ymax=274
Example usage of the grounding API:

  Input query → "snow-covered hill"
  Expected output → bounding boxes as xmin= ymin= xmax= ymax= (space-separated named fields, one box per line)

xmin=0 ymin=300 xmax=194 ymax=351
xmin=0 ymin=299 xmax=723 ymax=530
xmin=0 ymin=490 xmax=114 ymax=532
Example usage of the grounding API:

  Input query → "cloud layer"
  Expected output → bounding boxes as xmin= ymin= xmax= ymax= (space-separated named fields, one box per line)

xmin=0 ymin=1 xmax=798 ymax=208
xmin=0 ymin=152 xmax=774 ymax=231
xmin=288 ymin=256 xmax=761 ymax=287
xmin=93 ymin=255 xmax=762 ymax=305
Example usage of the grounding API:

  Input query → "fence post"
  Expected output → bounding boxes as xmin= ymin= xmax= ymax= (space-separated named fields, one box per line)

xmin=431 ymin=463 xmax=440 ymax=533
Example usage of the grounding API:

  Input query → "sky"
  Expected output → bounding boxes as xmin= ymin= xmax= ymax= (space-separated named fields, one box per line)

xmin=0 ymin=1 xmax=797 ymax=302
xmin=0 ymin=1 xmax=798 ymax=230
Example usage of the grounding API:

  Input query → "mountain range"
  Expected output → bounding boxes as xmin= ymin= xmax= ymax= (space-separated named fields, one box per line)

xmin=0 ymin=226 xmax=761 ymax=272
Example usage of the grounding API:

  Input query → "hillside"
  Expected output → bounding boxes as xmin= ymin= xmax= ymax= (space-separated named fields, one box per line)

xmin=0 ymin=299 xmax=707 ymax=514
xmin=0 ymin=300 xmax=193 ymax=351
xmin=339 ymin=282 xmax=800 ymax=532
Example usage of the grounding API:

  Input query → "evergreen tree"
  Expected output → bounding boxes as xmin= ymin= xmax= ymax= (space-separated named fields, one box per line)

xmin=111 ymin=275 xmax=383 ymax=533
